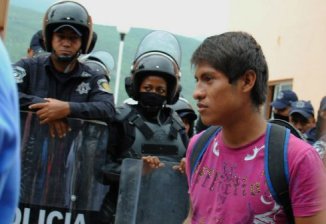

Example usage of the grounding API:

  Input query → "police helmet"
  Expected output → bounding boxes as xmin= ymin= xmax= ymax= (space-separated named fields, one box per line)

xmin=131 ymin=52 xmax=179 ymax=104
xmin=87 ymin=31 xmax=97 ymax=53
xmin=83 ymin=51 xmax=115 ymax=81
xmin=171 ymin=97 xmax=197 ymax=121
xmin=43 ymin=1 xmax=92 ymax=54
xmin=29 ymin=30 xmax=45 ymax=54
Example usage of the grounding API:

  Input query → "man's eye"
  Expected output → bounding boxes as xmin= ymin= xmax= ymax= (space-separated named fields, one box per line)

xmin=203 ymin=76 xmax=213 ymax=82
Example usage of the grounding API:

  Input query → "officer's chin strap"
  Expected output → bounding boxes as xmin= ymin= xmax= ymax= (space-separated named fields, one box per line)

xmin=63 ymin=59 xmax=77 ymax=74
xmin=54 ymin=50 xmax=81 ymax=74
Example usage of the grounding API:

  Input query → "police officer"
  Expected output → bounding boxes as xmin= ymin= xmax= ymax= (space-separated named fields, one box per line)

xmin=99 ymin=30 xmax=188 ymax=223
xmin=13 ymin=1 xmax=115 ymax=138
xmin=171 ymin=97 xmax=197 ymax=138
xmin=27 ymin=29 xmax=47 ymax=58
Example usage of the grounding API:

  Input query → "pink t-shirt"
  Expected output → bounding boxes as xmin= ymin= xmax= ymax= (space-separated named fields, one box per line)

xmin=186 ymin=129 xmax=326 ymax=224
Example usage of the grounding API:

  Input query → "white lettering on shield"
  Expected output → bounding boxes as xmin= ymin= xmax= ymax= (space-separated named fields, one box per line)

xmin=13 ymin=207 xmax=86 ymax=224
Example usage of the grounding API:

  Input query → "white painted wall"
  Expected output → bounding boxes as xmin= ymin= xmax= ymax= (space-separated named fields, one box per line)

xmin=228 ymin=0 xmax=326 ymax=112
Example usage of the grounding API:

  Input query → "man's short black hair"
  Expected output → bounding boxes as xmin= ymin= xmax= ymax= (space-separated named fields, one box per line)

xmin=191 ymin=31 xmax=269 ymax=107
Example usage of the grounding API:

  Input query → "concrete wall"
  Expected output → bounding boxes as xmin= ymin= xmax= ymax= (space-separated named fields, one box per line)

xmin=228 ymin=0 xmax=326 ymax=112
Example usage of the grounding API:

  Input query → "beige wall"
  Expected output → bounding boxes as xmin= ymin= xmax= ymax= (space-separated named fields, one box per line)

xmin=228 ymin=0 xmax=326 ymax=113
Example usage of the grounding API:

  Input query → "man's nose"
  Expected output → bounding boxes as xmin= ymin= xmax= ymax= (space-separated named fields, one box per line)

xmin=193 ymin=84 xmax=205 ymax=100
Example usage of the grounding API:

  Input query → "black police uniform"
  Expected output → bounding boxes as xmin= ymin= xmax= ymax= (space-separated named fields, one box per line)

xmin=98 ymin=103 xmax=188 ymax=223
xmin=13 ymin=54 xmax=115 ymax=121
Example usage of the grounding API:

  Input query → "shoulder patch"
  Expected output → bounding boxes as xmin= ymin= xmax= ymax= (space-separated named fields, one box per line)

xmin=97 ymin=78 xmax=111 ymax=93
xmin=81 ymin=71 xmax=92 ymax=77
xmin=13 ymin=66 xmax=26 ymax=83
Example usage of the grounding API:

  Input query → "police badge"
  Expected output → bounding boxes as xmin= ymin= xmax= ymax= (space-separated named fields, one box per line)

xmin=76 ymin=82 xmax=91 ymax=94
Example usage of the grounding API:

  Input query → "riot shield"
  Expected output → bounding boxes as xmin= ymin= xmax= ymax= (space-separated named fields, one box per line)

xmin=115 ymin=158 xmax=189 ymax=224
xmin=14 ymin=111 xmax=110 ymax=224
xmin=133 ymin=30 xmax=182 ymax=67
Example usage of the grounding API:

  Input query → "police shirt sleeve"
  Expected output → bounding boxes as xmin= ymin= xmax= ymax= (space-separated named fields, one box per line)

xmin=13 ymin=59 xmax=45 ymax=109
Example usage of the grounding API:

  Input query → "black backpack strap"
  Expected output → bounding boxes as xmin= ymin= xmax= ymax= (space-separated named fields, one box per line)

xmin=189 ymin=126 xmax=221 ymax=180
xmin=265 ymin=123 xmax=294 ymax=224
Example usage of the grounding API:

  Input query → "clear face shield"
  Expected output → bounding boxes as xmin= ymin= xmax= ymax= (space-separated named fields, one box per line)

xmin=133 ymin=30 xmax=182 ymax=69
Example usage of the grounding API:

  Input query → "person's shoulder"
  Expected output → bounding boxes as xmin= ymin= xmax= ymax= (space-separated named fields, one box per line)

xmin=164 ymin=106 xmax=181 ymax=120
xmin=115 ymin=103 xmax=135 ymax=121
xmin=287 ymin=134 xmax=321 ymax=161
xmin=288 ymin=134 xmax=313 ymax=148
xmin=14 ymin=54 xmax=49 ymax=66
xmin=187 ymin=131 xmax=206 ymax=153
xmin=80 ymin=62 xmax=103 ymax=77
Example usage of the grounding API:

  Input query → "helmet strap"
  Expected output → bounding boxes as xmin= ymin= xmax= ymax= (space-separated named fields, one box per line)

xmin=52 ymin=49 xmax=81 ymax=73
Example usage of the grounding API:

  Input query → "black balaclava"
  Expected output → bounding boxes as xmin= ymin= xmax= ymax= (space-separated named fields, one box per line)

xmin=138 ymin=92 xmax=166 ymax=117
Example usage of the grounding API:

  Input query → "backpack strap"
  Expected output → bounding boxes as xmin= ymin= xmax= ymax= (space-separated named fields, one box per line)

xmin=189 ymin=126 xmax=221 ymax=181
xmin=190 ymin=123 xmax=294 ymax=223
xmin=265 ymin=123 xmax=294 ymax=224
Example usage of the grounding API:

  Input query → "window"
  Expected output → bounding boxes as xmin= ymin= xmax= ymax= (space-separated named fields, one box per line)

xmin=264 ymin=79 xmax=294 ymax=119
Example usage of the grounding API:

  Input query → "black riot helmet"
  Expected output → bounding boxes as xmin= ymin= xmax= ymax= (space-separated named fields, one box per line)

xmin=171 ymin=97 xmax=197 ymax=122
xmin=170 ymin=97 xmax=197 ymax=137
xmin=83 ymin=50 xmax=115 ymax=81
xmin=130 ymin=30 xmax=182 ymax=104
xmin=43 ymin=1 xmax=93 ymax=54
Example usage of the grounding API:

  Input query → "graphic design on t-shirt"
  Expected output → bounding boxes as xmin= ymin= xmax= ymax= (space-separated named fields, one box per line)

xmin=212 ymin=137 xmax=219 ymax=157
xmin=191 ymin=139 xmax=285 ymax=223
xmin=244 ymin=145 xmax=264 ymax=161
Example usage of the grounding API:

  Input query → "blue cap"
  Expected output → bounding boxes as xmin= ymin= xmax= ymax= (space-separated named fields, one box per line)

xmin=271 ymin=90 xmax=298 ymax=109
xmin=53 ymin=24 xmax=82 ymax=37
xmin=290 ymin=100 xmax=314 ymax=119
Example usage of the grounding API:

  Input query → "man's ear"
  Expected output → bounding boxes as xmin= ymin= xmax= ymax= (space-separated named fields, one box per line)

xmin=241 ymin=69 xmax=256 ymax=93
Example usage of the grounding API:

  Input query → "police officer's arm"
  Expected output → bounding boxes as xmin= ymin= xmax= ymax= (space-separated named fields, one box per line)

xmin=13 ymin=60 xmax=46 ymax=109
xmin=68 ymin=75 xmax=115 ymax=121
xmin=29 ymin=98 xmax=69 ymax=122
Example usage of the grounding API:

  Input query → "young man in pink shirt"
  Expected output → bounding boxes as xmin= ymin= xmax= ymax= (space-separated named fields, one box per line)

xmin=183 ymin=32 xmax=326 ymax=224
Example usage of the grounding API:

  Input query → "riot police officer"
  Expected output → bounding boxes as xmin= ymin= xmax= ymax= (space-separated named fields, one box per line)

xmin=13 ymin=1 xmax=115 ymax=138
xmin=171 ymin=97 xmax=197 ymax=138
xmin=99 ymin=30 xmax=188 ymax=223
xmin=80 ymin=50 xmax=115 ymax=84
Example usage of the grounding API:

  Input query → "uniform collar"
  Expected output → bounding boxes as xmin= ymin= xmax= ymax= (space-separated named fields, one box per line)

xmin=45 ymin=56 xmax=90 ymax=78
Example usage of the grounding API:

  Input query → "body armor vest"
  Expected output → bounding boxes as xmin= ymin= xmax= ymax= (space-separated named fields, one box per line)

xmin=117 ymin=104 xmax=186 ymax=163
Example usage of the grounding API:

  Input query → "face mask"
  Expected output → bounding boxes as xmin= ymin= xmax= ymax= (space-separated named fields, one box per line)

xmin=139 ymin=92 xmax=166 ymax=115
xmin=274 ymin=113 xmax=289 ymax=122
